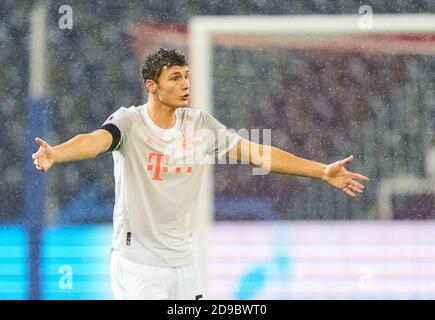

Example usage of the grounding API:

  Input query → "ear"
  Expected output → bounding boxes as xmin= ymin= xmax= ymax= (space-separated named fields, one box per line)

xmin=145 ymin=79 xmax=157 ymax=94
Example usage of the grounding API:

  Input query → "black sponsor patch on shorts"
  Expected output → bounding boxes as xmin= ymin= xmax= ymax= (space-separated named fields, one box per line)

xmin=126 ymin=232 xmax=131 ymax=246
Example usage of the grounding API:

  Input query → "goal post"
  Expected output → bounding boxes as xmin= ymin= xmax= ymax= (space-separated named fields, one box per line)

xmin=25 ymin=4 xmax=48 ymax=300
xmin=188 ymin=14 xmax=435 ymax=292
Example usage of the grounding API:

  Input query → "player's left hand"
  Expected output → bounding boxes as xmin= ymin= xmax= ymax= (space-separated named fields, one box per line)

xmin=323 ymin=155 xmax=369 ymax=197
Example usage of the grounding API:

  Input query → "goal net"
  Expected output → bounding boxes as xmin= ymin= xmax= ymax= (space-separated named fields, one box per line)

xmin=188 ymin=15 xmax=435 ymax=297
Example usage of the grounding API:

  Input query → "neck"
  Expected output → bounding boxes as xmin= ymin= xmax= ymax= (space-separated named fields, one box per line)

xmin=147 ymin=99 xmax=177 ymax=129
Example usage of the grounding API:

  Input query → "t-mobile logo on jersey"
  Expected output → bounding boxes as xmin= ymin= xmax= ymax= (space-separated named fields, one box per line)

xmin=147 ymin=152 xmax=193 ymax=180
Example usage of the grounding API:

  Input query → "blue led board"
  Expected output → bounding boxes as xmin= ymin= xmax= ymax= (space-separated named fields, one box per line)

xmin=0 ymin=226 xmax=28 ymax=299
xmin=41 ymin=225 xmax=113 ymax=300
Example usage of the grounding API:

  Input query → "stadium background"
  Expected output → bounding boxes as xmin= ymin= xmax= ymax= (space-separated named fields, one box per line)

xmin=1 ymin=0 xmax=435 ymax=299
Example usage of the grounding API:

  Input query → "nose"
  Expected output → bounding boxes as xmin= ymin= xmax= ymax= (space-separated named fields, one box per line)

xmin=181 ymin=78 xmax=190 ymax=91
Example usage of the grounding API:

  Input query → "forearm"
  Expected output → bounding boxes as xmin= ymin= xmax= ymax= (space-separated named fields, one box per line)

xmin=255 ymin=145 xmax=327 ymax=180
xmin=53 ymin=134 xmax=103 ymax=163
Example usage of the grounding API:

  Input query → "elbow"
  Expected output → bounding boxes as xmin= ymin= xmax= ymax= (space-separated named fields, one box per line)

xmin=77 ymin=133 xmax=103 ymax=159
xmin=250 ymin=157 xmax=263 ymax=168
xmin=250 ymin=146 xmax=272 ymax=169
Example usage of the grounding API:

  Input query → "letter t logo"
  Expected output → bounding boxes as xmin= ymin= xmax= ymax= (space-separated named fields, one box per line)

xmin=148 ymin=152 xmax=169 ymax=180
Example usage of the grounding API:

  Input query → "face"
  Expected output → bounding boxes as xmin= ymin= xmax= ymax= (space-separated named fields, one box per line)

xmin=147 ymin=65 xmax=190 ymax=108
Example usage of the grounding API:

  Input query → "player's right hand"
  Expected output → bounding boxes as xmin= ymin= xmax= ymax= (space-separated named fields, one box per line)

xmin=32 ymin=137 xmax=55 ymax=172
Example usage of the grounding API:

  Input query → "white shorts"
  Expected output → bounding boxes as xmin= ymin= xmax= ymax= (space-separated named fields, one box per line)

xmin=109 ymin=249 xmax=204 ymax=300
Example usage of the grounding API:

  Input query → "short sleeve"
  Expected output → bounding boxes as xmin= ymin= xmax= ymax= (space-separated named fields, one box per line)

xmin=101 ymin=107 xmax=132 ymax=151
xmin=201 ymin=110 xmax=240 ymax=159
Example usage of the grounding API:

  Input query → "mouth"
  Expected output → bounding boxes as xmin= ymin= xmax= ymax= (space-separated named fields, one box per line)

xmin=181 ymin=93 xmax=189 ymax=100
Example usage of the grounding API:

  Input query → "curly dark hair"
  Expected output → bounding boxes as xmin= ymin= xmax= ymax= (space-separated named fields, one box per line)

xmin=141 ymin=48 xmax=188 ymax=84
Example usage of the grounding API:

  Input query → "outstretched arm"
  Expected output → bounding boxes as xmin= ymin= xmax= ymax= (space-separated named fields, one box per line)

xmin=32 ymin=129 xmax=113 ymax=172
xmin=229 ymin=138 xmax=369 ymax=197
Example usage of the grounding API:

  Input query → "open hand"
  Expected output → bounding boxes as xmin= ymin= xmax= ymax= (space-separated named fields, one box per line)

xmin=32 ymin=137 xmax=55 ymax=172
xmin=323 ymin=155 xmax=369 ymax=197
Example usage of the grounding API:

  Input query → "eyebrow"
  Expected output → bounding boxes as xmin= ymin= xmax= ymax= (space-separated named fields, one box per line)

xmin=169 ymin=70 xmax=189 ymax=77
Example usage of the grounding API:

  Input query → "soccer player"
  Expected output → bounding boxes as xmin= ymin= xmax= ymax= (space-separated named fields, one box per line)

xmin=32 ymin=48 xmax=369 ymax=300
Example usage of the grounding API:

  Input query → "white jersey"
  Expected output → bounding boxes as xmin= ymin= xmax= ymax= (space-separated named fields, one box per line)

xmin=102 ymin=104 xmax=239 ymax=267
